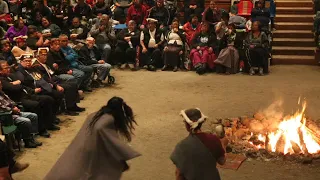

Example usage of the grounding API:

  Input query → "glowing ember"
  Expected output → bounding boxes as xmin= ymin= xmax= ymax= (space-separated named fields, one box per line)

xmin=249 ymin=101 xmax=320 ymax=155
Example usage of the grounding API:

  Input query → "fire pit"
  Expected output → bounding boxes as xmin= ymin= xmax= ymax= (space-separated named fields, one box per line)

xmin=210 ymin=100 xmax=320 ymax=164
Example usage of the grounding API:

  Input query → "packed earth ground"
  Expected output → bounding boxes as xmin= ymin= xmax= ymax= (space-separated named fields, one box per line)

xmin=13 ymin=65 xmax=320 ymax=180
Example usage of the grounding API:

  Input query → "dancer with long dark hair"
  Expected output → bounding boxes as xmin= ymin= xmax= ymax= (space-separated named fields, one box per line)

xmin=44 ymin=96 xmax=141 ymax=180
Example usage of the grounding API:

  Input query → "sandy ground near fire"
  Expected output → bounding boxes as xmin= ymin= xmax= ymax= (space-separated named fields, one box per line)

xmin=13 ymin=65 xmax=320 ymax=180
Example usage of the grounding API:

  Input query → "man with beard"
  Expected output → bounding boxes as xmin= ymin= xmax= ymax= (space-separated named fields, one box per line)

xmin=126 ymin=0 xmax=148 ymax=30
xmin=148 ymin=0 xmax=170 ymax=31
xmin=33 ymin=48 xmax=85 ymax=113
xmin=0 ymin=60 xmax=56 ymax=138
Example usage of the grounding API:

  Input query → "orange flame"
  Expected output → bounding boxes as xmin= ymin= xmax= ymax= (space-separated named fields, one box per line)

xmin=250 ymin=101 xmax=320 ymax=155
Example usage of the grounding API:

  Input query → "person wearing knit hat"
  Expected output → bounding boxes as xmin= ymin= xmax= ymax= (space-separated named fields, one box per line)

xmin=170 ymin=108 xmax=226 ymax=180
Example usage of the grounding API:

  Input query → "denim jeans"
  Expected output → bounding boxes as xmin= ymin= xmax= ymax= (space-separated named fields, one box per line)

xmin=90 ymin=63 xmax=111 ymax=81
xmin=14 ymin=112 xmax=38 ymax=139
xmin=97 ymin=43 xmax=112 ymax=62
xmin=57 ymin=74 xmax=76 ymax=82
xmin=75 ymin=65 xmax=94 ymax=88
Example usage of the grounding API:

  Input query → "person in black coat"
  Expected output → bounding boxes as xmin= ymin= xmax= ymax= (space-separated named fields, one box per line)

xmin=148 ymin=0 xmax=170 ymax=31
xmin=15 ymin=54 xmax=62 ymax=131
xmin=33 ymin=49 xmax=85 ymax=114
xmin=78 ymin=37 xmax=112 ymax=84
xmin=115 ymin=20 xmax=140 ymax=70
xmin=184 ymin=0 xmax=205 ymax=24
xmin=0 ymin=60 xmax=55 ymax=138
xmin=140 ymin=18 xmax=165 ymax=71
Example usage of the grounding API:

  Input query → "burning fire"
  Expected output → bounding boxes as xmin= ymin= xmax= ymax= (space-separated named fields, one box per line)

xmin=249 ymin=100 xmax=320 ymax=155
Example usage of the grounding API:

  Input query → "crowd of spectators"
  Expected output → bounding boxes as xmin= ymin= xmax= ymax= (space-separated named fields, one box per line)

xmin=0 ymin=0 xmax=275 ymax=178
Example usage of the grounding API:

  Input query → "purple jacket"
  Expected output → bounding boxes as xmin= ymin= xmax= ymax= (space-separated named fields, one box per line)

xmin=5 ymin=26 xmax=28 ymax=43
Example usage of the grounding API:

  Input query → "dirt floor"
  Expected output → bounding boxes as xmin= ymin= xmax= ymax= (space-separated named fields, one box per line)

xmin=12 ymin=65 xmax=320 ymax=180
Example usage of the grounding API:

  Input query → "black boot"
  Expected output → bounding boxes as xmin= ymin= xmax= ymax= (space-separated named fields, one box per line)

xmin=39 ymin=130 xmax=50 ymax=138
xmin=31 ymin=137 xmax=42 ymax=146
xmin=48 ymin=124 xmax=60 ymax=131
xmin=24 ymin=139 xmax=37 ymax=148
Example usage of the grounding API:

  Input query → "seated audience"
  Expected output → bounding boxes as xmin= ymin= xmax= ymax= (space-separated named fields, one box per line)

xmin=46 ymin=38 xmax=79 ymax=84
xmin=32 ymin=0 xmax=52 ymax=26
xmin=214 ymin=23 xmax=239 ymax=74
xmin=251 ymin=0 xmax=270 ymax=31
xmin=183 ymin=14 xmax=201 ymax=45
xmin=164 ymin=0 xmax=177 ymax=25
xmin=113 ymin=0 xmax=133 ymax=22
xmin=215 ymin=13 xmax=229 ymax=52
xmin=190 ymin=22 xmax=216 ymax=75
xmin=148 ymin=0 xmax=170 ymax=31
xmin=5 ymin=19 xmax=28 ymax=43
xmin=33 ymin=48 xmax=85 ymax=113
xmin=90 ymin=15 xmax=116 ymax=63
xmin=51 ymin=0 xmax=74 ymax=29
xmin=126 ymin=0 xmax=148 ymax=29
xmin=0 ymin=39 xmax=17 ymax=67
xmin=11 ymin=36 xmax=34 ymax=60
xmin=38 ymin=16 xmax=62 ymax=40
xmin=26 ymin=25 xmax=50 ymax=50
xmin=140 ymin=18 xmax=164 ymax=71
xmin=0 ymin=139 xmax=29 ymax=179
xmin=92 ymin=0 xmax=112 ymax=16
xmin=170 ymin=108 xmax=226 ymax=180
xmin=74 ymin=0 xmax=93 ymax=19
xmin=162 ymin=19 xmax=185 ymax=72
xmin=143 ymin=0 xmax=155 ymax=10
xmin=16 ymin=54 xmax=63 ymax=129
xmin=115 ymin=20 xmax=140 ymax=70
xmin=66 ymin=17 xmax=90 ymax=48
xmin=59 ymin=35 xmax=94 ymax=91
xmin=228 ymin=12 xmax=246 ymax=28
xmin=184 ymin=0 xmax=205 ymax=24
xmin=0 ymin=60 xmax=56 ymax=138
xmin=0 ymin=0 xmax=12 ymax=25
xmin=202 ymin=0 xmax=222 ymax=31
xmin=245 ymin=21 xmax=269 ymax=75
xmin=78 ymin=37 xmax=112 ymax=85
xmin=0 ymin=81 xmax=42 ymax=148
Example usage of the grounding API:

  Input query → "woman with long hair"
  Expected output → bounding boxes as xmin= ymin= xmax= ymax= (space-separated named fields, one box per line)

xmin=44 ymin=97 xmax=141 ymax=180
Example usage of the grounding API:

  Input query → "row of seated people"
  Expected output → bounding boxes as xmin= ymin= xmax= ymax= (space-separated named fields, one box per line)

xmin=0 ymin=13 xmax=270 ymax=77
xmin=0 ymin=33 xmax=116 ymax=150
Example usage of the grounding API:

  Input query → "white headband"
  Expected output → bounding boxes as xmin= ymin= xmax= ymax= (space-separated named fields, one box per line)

xmin=180 ymin=108 xmax=208 ymax=132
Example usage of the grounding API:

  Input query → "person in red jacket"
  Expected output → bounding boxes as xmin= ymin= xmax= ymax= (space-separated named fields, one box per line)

xmin=182 ymin=14 xmax=201 ymax=46
xmin=126 ymin=0 xmax=147 ymax=29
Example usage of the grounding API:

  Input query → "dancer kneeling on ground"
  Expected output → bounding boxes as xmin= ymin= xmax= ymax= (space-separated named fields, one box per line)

xmin=214 ymin=23 xmax=239 ymax=74
xmin=245 ymin=21 xmax=269 ymax=76
xmin=44 ymin=97 xmax=141 ymax=180
xmin=190 ymin=22 xmax=217 ymax=75
xmin=162 ymin=18 xmax=185 ymax=72
xmin=170 ymin=108 xmax=226 ymax=180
